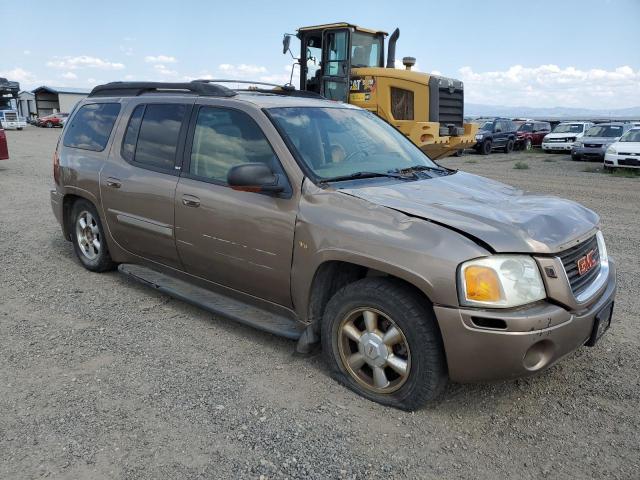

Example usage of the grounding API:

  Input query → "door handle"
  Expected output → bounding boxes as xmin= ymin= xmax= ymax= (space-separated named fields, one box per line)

xmin=106 ymin=177 xmax=121 ymax=188
xmin=182 ymin=195 xmax=200 ymax=207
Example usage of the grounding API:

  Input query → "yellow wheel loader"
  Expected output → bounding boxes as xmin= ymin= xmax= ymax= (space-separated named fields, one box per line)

xmin=283 ymin=23 xmax=477 ymax=160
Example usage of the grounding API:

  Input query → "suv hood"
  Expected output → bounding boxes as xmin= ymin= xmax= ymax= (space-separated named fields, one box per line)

xmin=545 ymin=132 xmax=581 ymax=139
xmin=339 ymin=172 xmax=599 ymax=254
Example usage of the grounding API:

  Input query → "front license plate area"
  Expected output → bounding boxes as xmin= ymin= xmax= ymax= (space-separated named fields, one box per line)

xmin=586 ymin=301 xmax=613 ymax=347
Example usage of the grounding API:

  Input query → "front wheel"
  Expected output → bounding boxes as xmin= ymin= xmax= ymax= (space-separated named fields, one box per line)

xmin=46 ymin=121 xmax=53 ymax=128
xmin=524 ymin=138 xmax=532 ymax=151
xmin=480 ymin=140 xmax=492 ymax=155
xmin=71 ymin=199 xmax=116 ymax=272
xmin=504 ymin=139 xmax=515 ymax=153
xmin=322 ymin=278 xmax=447 ymax=411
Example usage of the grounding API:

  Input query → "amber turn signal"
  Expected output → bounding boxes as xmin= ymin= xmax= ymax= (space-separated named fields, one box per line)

xmin=464 ymin=266 xmax=502 ymax=303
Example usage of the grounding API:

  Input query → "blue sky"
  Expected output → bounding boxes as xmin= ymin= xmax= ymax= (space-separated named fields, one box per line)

xmin=2 ymin=0 xmax=639 ymax=108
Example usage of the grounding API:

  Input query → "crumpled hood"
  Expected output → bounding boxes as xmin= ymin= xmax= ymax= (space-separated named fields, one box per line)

xmin=545 ymin=132 xmax=581 ymax=139
xmin=339 ymin=172 xmax=599 ymax=253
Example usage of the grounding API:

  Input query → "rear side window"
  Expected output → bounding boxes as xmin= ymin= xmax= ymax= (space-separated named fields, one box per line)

xmin=122 ymin=104 xmax=187 ymax=171
xmin=63 ymin=103 xmax=120 ymax=151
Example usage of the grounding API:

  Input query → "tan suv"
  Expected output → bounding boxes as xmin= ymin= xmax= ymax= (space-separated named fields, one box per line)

xmin=51 ymin=81 xmax=616 ymax=410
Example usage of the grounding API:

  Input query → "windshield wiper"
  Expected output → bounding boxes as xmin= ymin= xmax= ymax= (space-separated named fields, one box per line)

xmin=393 ymin=165 xmax=452 ymax=175
xmin=319 ymin=171 xmax=412 ymax=183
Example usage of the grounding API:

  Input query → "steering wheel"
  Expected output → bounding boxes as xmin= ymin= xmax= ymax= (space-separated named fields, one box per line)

xmin=343 ymin=150 xmax=369 ymax=163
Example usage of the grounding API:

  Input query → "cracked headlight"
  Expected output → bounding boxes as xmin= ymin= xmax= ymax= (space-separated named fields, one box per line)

xmin=459 ymin=255 xmax=546 ymax=308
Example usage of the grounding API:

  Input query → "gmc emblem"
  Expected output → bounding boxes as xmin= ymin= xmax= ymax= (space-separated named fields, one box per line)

xmin=577 ymin=249 xmax=598 ymax=275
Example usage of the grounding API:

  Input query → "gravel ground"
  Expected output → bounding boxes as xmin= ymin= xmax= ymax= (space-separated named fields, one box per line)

xmin=1 ymin=128 xmax=638 ymax=479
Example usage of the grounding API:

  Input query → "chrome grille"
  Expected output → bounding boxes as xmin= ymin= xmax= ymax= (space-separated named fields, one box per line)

xmin=558 ymin=235 xmax=600 ymax=296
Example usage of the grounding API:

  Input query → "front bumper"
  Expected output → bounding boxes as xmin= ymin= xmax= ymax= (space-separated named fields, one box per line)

xmin=572 ymin=145 xmax=607 ymax=161
xmin=605 ymin=152 xmax=640 ymax=169
xmin=434 ymin=260 xmax=616 ymax=383
xmin=542 ymin=141 xmax=574 ymax=151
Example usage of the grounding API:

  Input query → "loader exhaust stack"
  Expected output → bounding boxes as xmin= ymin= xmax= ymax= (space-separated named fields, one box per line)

xmin=386 ymin=28 xmax=400 ymax=68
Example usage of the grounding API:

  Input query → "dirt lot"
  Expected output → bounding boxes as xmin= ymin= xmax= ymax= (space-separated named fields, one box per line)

xmin=1 ymin=127 xmax=639 ymax=479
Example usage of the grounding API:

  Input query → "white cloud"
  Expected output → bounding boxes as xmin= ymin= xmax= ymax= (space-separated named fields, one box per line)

xmin=120 ymin=45 xmax=134 ymax=57
xmin=0 ymin=67 xmax=38 ymax=83
xmin=47 ymin=56 xmax=125 ymax=70
xmin=60 ymin=71 xmax=78 ymax=80
xmin=145 ymin=55 xmax=176 ymax=64
xmin=153 ymin=64 xmax=179 ymax=78
xmin=458 ymin=64 xmax=640 ymax=109
xmin=218 ymin=64 xmax=268 ymax=77
xmin=23 ymin=50 xmax=31 ymax=56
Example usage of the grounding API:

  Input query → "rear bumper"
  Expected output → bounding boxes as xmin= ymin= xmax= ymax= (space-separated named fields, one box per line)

xmin=434 ymin=260 xmax=616 ymax=383
xmin=50 ymin=189 xmax=64 ymax=231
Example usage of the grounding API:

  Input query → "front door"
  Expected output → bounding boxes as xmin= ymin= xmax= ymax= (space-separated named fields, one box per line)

xmin=174 ymin=104 xmax=298 ymax=307
xmin=321 ymin=28 xmax=350 ymax=102
xmin=100 ymin=100 xmax=191 ymax=269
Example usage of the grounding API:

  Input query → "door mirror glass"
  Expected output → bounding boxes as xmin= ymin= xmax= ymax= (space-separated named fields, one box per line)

xmin=227 ymin=163 xmax=283 ymax=193
xmin=282 ymin=35 xmax=291 ymax=55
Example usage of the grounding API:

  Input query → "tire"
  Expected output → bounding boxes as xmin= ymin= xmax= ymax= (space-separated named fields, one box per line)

xmin=480 ymin=140 xmax=492 ymax=155
xmin=571 ymin=153 xmax=581 ymax=161
xmin=454 ymin=149 xmax=464 ymax=157
xmin=321 ymin=277 xmax=447 ymax=411
xmin=504 ymin=138 xmax=515 ymax=153
xmin=46 ymin=121 xmax=53 ymax=128
xmin=70 ymin=199 xmax=116 ymax=272
xmin=524 ymin=138 xmax=532 ymax=151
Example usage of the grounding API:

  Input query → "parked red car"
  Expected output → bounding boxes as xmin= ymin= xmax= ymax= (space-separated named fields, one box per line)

xmin=0 ymin=126 xmax=9 ymax=160
xmin=515 ymin=121 xmax=551 ymax=150
xmin=36 ymin=113 xmax=69 ymax=128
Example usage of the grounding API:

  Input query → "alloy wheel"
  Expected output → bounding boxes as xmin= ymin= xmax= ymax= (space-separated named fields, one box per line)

xmin=75 ymin=211 xmax=101 ymax=260
xmin=337 ymin=307 xmax=411 ymax=394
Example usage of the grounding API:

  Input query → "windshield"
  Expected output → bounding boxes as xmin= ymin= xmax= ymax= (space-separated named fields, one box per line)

xmin=351 ymin=32 xmax=382 ymax=68
xmin=479 ymin=121 xmax=494 ymax=131
xmin=518 ymin=123 xmax=534 ymax=132
xmin=553 ymin=124 xmax=583 ymax=134
xmin=620 ymin=129 xmax=640 ymax=142
xmin=269 ymin=107 xmax=441 ymax=181
xmin=585 ymin=125 xmax=624 ymax=138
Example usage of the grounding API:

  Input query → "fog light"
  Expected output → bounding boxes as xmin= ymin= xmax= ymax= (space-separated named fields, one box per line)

xmin=523 ymin=340 xmax=554 ymax=371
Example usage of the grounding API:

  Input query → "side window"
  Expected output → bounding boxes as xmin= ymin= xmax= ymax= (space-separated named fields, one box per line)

xmin=121 ymin=105 xmax=144 ymax=162
xmin=324 ymin=30 xmax=348 ymax=76
xmin=63 ymin=103 xmax=121 ymax=151
xmin=189 ymin=107 xmax=281 ymax=183
xmin=390 ymin=88 xmax=414 ymax=120
xmin=132 ymin=104 xmax=187 ymax=171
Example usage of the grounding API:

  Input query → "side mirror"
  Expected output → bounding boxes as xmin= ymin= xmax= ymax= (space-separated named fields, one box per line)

xmin=227 ymin=163 xmax=284 ymax=194
xmin=282 ymin=35 xmax=291 ymax=55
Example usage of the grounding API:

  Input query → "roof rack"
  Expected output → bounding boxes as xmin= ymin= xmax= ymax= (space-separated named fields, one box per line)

xmin=89 ymin=81 xmax=237 ymax=98
xmin=193 ymin=79 xmax=325 ymax=99
xmin=89 ymin=79 xmax=325 ymax=100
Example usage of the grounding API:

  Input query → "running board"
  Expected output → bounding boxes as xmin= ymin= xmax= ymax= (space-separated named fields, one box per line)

xmin=118 ymin=264 xmax=305 ymax=340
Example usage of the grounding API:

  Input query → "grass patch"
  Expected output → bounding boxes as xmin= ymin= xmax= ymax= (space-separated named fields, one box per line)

xmin=582 ymin=165 xmax=640 ymax=178
xmin=465 ymin=159 xmax=478 ymax=164
xmin=513 ymin=161 xmax=529 ymax=170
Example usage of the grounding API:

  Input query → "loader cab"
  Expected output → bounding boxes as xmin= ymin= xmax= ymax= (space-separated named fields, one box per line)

xmin=294 ymin=23 xmax=386 ymax=102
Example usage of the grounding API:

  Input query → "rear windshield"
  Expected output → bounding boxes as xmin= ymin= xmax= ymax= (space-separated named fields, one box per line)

xmin=585 ymin=125 xmax=624 ymax=138
xmin=63 ymin=103 xmax=121 ymax=151
xmin=620 ymin=129 xmax=640 ymax=142
xmin=553 ymin=124 xmax=583 ymax=134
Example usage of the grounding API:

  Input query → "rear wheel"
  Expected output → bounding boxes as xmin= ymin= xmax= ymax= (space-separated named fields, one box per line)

xmin=480 ymin=140 xmax=492 ymax=155
xmin=46 ymin=121 xmax=53 ymax=128
xmin=322 ymin=278 xmax=447 ymax=411
xmin=504 ymin=139 xmax=515 ymax=153
xmin=71 ymin=199 xmax=116 ymax=272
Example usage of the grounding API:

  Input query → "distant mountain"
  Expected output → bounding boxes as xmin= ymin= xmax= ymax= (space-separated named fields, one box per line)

xmin=465 ymin=103 xmax=640 ymax=119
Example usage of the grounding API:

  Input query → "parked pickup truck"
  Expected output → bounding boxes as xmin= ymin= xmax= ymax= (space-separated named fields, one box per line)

xmin=51 ymin=81 xmax=617 ymax=410
xmin=0 ymin=109 xmax=27 ymax=130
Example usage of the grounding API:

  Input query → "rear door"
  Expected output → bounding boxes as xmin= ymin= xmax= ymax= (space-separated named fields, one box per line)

xmin=174 ymin=103 xmax=298 ymax=307
xmin=100 ymin=99 xmax=192 ymax=269
xmin=321 ymin=28 xmax=351 ymax=102
xmin=493 ymin=121 xmax=507 ymax=147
